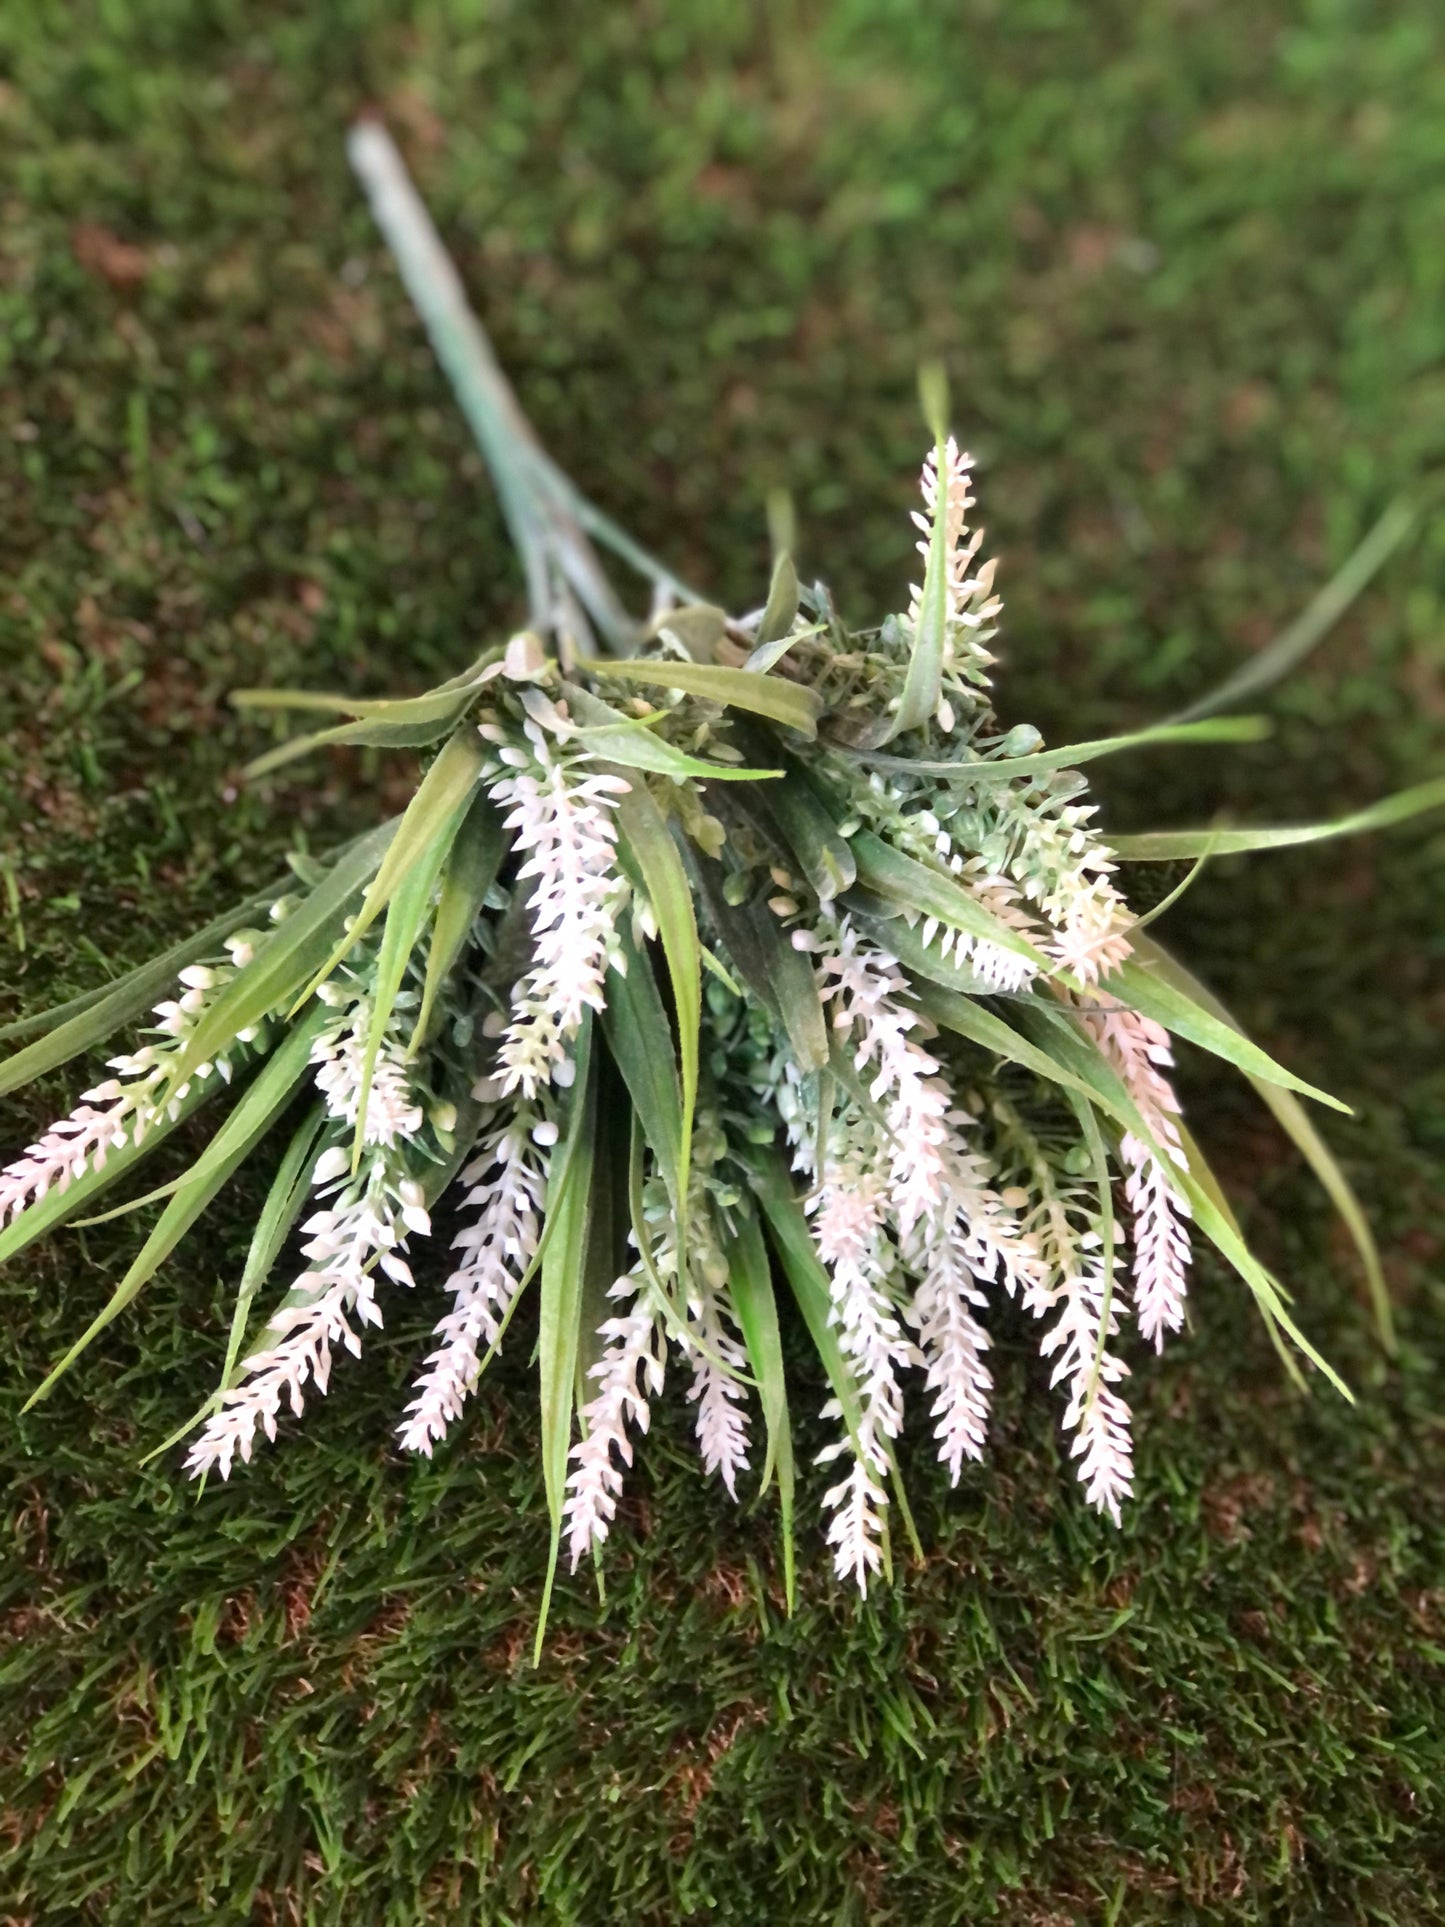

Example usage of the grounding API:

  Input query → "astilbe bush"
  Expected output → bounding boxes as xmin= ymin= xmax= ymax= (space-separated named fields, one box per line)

xmin=3 ymin=122 xmax=1441 ymax=1629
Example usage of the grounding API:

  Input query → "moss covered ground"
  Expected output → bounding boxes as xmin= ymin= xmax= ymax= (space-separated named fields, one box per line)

xmin=2 ymin=3 xmax=1443 ymax=1920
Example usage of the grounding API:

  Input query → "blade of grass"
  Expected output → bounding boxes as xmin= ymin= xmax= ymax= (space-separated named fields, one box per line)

xmin=726 ymin=1205 xmax=796 ymax=1611
xmin=1111 ymin=772 xmax=1445 ymax=861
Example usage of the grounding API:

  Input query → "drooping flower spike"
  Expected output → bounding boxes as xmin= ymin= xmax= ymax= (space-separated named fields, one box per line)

xmin=3 ymin=120 xmax=1440 ymax=1634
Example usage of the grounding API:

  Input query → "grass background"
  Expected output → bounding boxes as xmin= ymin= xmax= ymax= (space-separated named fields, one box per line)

xmin=2 ymin=2 xmax=1443 ymax=1920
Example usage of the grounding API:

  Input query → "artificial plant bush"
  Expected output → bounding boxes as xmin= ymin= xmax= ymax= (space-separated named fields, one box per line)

xmin=2 ymin=123 xmax=1440 ymax=1634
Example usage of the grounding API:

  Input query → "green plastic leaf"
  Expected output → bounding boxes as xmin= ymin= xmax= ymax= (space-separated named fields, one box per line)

xmin=351 ymin=778 xmax=479 ymax=1164
xmin=535 ymin=1056 xmax=598 ymax=1661
xmin=231 ymin=669 xmax=488 ymax=724
xmin=161 ymin=819 xmax=399 ymax=1093
xmin=24 ymin=1009 xmax=326 ymax=1407
xmin=886 ymin=431 xmax=949 ymax=739
xmin=1112 ymin=957 xmax=1349 ymax=1113
xmin=244 ymin=714 xmax=466 ymax=778
xmin=615 ymin=781 xmax=701 ymax=1226
xmin=852 ymin=715 xmax=1272 ymax=783
xmin=584 ymin=658 xmax=823 ymax=737
xmin=1111 ymin=772 xmax=1445 ymax=861
xmin=725 ymin=1205 xmax=795 ymax=1612
xmin=600 ymin=925 xmax=683 ymax=1208
xmin=755 ymin=552 xmax=800 ymax=649
xmin=747 ymin=1148 xmax=867 ymax=1457
xmin=1167 ymin=496 xmax=1418 ymax=724
xmin=849 ymin=831 xmax=1049 ymax=971
xmin=294 ymin=729 xmax=486 ymax=1012
xmin=649 ymin=603 xmax=728 ymax=659
xmin=412 ymin=792 xmax=506 ymax=1053
xmin=725 ymin=744 xmax=857 ymax=904
xmin=560 ymin=682 xmax=783 ymax=783
xmin=690 ymin=859 xmax=828 ymax=1073
xmin=1137 ymin=935 xmax=1393 ymax=1350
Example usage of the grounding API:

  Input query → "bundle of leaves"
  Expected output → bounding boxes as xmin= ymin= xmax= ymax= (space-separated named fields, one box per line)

xmin=4 ymin=123 xmax=1441 ymax=1637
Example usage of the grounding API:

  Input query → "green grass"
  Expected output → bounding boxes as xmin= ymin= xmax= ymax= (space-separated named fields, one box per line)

xmin=2 ymin=3 xmax=1444 ymax=1920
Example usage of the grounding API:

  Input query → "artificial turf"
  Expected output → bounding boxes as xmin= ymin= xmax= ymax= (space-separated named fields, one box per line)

xmin=2 ymin=3 xmax=1443 ymax=1920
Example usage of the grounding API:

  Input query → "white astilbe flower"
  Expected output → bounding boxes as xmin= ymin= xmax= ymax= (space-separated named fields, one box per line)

xmin=310 ymin=996 xmax=424 ymax=1146
xmin=486 ymin=722 xmax=630 ymax=1099
xmin=1085 ymin=1001 xmax=1192 ymax=1349
xmin=563 ymin=1270 xmax=666 ymax=1570
xmin=185 ymin=1152 xmax=432 ymax=1480
xmin=679 ymin=1273 xmax=752 ymax=1498
xmin=906 ymin=1224 xmax=993 ymax=1483
xmin=814 ymin=919 xmax=951 ymax=1235
xmin=1000 ymin=789 xmax=1135 ymax=987
xmin=908 ymin=435 xmax=1003 ymax=713
xmin=810 ymin=1106 xmax=918 ymax=1590
xmin=397 ymin=1100 xmax=548 ymax=1456
xmin=0 ymin=946 xmax=256 ymax=1230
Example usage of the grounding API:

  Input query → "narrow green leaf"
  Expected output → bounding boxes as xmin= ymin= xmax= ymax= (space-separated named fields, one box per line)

xmin=584 ymin=658 xmax=823 ymax=737
xmin=887 ymin=431 xmax=949 ymax=738
xmin=600 ymin=925 xmax=683 ymax=1207
xmin=412 ymin=792 xmax=506 ymax=1053
xmin=244 ymin=714 xmax=464 ymax=778
xmin=614 ymin=781 xmax=701 ymax=1230
xmin=689 ymin=859 xmax=828 ymax=1073
xmin=726 ymin=1205 xmax=795 ymax=1612
xmin=293 ymin=729 xmax=486 ymax=1012
xmin=232 ymin=670 xmax=487 ymax=724
xmin=746 ymin=1147 xmax=866 ymax=1452
xmin=161 ymin=820 xmax=399 ymax=1093
xmin=351 ymin=781 xmax=477 ymax=1165
xmin=649 ymin=603 xmax=728 ymax=659
xmin=535 ymin=1058 xmax=598 ymax=1661
xmin=24 ymin=1010 xmax=326 ymax=1407
xmin=1111 ymin=773 xmax=1445 ymax=861
xmin=849 ymin=831 xmax=1049 ymax=971
xmin=1112 ymin=957 xmax=1349 ymax=1113
xmin=853 ymin=715 xmax=1271 ymax=782
xmin=917 ymin=984 xmax=1103 ymax=1107
xmin=1138 ymin=936 xmax=1393 ymax=1350
xmin=575 ymin=1059 xmax=631 ymax=1403
xmin=141 ymin=1103 xmax=328 ymax=1465
xmin=560 ymin=681 xmax=783 ymax=782
xmin=724 ymin=743 xmax=858 ymax=904
xmin=755 ymin=552 xmax=800 ymax=648
xmin=1167 ymin=496 xmax=1419 ymax=724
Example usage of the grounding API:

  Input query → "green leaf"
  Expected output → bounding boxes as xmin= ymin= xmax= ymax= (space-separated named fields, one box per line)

xmin=24 ymin=1009 xmax=327 ymax=1407
xmin=141 ymin=1103 xmax=329 ymax=1466
xmin=1112 ymin=957 xmax=1349 ymax=1113
xmin=160 ymin=819 xmax=399 ymax=1093
xmin=916 ymin=984 xmax=1104 ymax=1108
xmin=886 ymin=431 xmax=949 ymax=739
xmin=648 ymin=604 xmax=728 ymax=659
xmin=689 ymin=859 xmax=828 ymax=1073
xmin=725 ymin=1205 xmax=795 ymax=1613
xmin=231 ymin=669 xmax=488 ymax=724
xmin=0 ymin=880 xmax=287 ymax=1093
xmin=725 ymin=742 xmax=857 ymax=904
xmin=584 ymin=658 xmax=823 ymax=737
xmin=293 ymin=729 xmax=486 ymax=1013
xmin=1136 ymin=936 xmax=1393 ymax=1351
xmin=412 ymin=792 xmax=507 ymax=1053
xmin=849 ymin=831 xmax=1049 ymax=971
xmin=244 ymin=714 xmax=466 ymax=778
xmin=614 ymin=781 xmax=701 ymax=1228
xmin=350 ymin=780 xmax=478 ymax=1166
xmin=1167 ymin=496 xmax=1419 ymax=724
xmin=535 ymin=1056 xmax=598 ymax=1662
xmin=755 ymin=552 xmax=800 ymax=648
xmin=560 ymin=682 xmax=783 ymax=782
xmin=853 ymin=715 xmax=1272 ymax=782
xmin=1012 ymin=1001 xmax=1350 ymax=1396
xmin=746 ymin=1148 xmax=865 ymax=1450
xmin=600 ymin=925 xmax=683 ymax=1207
xmin=1111 ymin=772 xmax=1445 ymax=861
